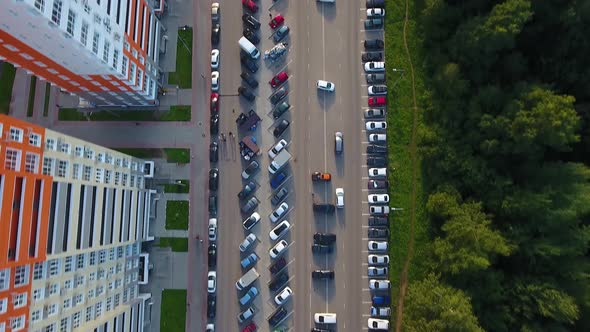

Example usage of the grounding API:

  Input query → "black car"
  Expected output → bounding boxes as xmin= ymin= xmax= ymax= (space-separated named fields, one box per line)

xmin=312 ymin=270 xmax=335 ymax=280
xmin=311 ymin=329 xmax=333 ymax=332
xmin=366 ymin=73 xmax=386 ymax=84
xmin=272 ymin=102 xmax=291 ymax=119
xmin=313 ymin=233 xmax=336 ymax=245
xmin=367 ymin=157 xmax=387 ymax=167
xmin=313 ymin=203 xmax=335 ymax=213
xmin=364 ymin=39 xmax=384 ymax=50
xmin=209 ymin=142 xmax=218 ymax=162
xmin=367 ymin=0 xmax=385 ymax=8
xmin=208 ymin=168 xmax=219 ymax=191
xmin=268 ymin=306 xmax=288 ymax=326
xmin=369 ymin=216 xmax=389 ymax=227
xmin=208 ymin=243 xmax=217 ymax=268
xmin=242 ymin=14 xmax=261 ymax=30
xmin=367 ymin=144 xmax=388 ymax=154
xmin=271 ymin=187 xmax=289 ymax=205
xmin=238 ymin=86 xmax=256 ymax=101
xmin=269 ymin=256 xmax=287 ymax=275
xmin=210 ymin=114 xmax=219 ymax=135
xmin=362 ymin=52 xmax=383 ymax=62
xmin=369 ymin=85 xmax=388 ymax=95
xmin=270 ymin=87 xmax=288 ymax=104
xmin=207 ymin=294 xmax=216 ymax=318
xmin=364 ymin=18 xmax=384 ymax=29
xmin=368 ymin=227 xmax=389 ymax=238
xmin=368 ymin=179 xmax=389 ymax=190
xmin=242 ymin=160 xmax=259 ymax=179
xmin=243 ymin=27 xmax=260 ymax=44
xmin=238 ymin=181 xmax=257 ymax=200
xmin=273 ymin=119 xmax=290 ymax=138
xmin=312 ymin=244 xmax=333 ymax=254
xmin=240 ymin=53 xmax=259 ymax=73
xmin=241 ymin=196 xmax=259 ymax=214
xmin=269 ymin=271 xmax=289 ymax=291
xmin=240 ymin=72 xmax=259 ymax=89
xmin=211 ymin=23 xmax=220 ymax=45
xmin=208 ymin=194 xmax=217 ymax=217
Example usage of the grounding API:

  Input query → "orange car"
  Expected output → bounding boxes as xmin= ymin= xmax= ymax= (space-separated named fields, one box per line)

xmin=311 ymin=172 xmax=332 ymax=181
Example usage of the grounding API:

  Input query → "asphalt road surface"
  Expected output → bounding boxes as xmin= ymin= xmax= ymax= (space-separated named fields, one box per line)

xmin=210 ymin=0 xmax=378 ymax=331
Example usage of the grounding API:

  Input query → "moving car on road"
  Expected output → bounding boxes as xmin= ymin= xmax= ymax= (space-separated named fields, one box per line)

xmin=335 ymin=131 xmax=343 ymax=154
xmin=314 ymin=233 xmax=336 ymax=244
xmin=335 ymin=188 xmax=345 ymax=208
xmin=317 ymin=80 xmax=335 ymax=92
xmin=314 ymin=313 xmax=337 ymax=324
xmin=312 ymin=270 xmax=335 ymax=280
xmin=312 ymin=172 xmax=332 ymax=181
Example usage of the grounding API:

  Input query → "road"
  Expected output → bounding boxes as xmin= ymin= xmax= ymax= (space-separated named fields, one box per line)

xmin=212 ymin=0 xmax=372 ymax=331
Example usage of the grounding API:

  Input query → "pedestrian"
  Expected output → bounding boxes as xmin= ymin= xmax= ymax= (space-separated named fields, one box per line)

xmin=269 ymin=13 xmax=272 ymax=19
xmin=200 ymin=239 xmax=203 ymax=243
xmin=195 ymin=234 xmax=200 ymax=240
xmin=222 ymin=133 xmax=226 ymax=142
xmin=135 ymin=122 xmax=140 ymax=126
xmin=229 ymin=131 xmax=233 ymax=138
xmin=55 ymin=104 xmax=61 ymax=108
xmin=200 ymin=73 xmax=205 ymax=79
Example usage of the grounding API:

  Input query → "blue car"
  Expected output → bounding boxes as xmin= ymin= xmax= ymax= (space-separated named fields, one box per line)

xmin=270 ymin=171 xmax=288 ymax=189
xmin=372 ymin=295 xmax=390 ymax=306
xmin=241 ymin=253 xmax=258 ymax=269
xmin=239 ymin=286 xmax=259 ymax=306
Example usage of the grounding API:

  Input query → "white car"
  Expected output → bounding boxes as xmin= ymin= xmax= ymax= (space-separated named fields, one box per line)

xmin=269 ymin=220 xmax=291 ymax=241
xmin=269 ymin=139 xmax=288 ymax=158
xmin=370 ymin=205 xmax=390 ymax=215
xmin=368 ymin=318 xmax=390 ymax=330
xmin=274 ymin=286 xmax=293 ymax=305
xmin=369 ymin=279 xmax=391 ymax=290
xmin=314 ymin=313 xmax=337 ymax=324
xmin=368 ymin=266 xmax=388 ymax=276
xmin=368 ymin=241 xmax=388 ymax=251
xmin=317 ymin=80 xmax=335 ymax=92
xmin=368 ymin=254 xmax=390 ymax=265
xmin=208 ymin=218 xmax=217 ymax=241
xmin=368 ymin=194 xmax=389 ymax=203
xmin=364 ymin=61 xmax=385 ymax=72
xmin=207 ymin=271 xmax=216 ymax=293
xmin=316 ymin=0 xmax=335 ymax=3
xmin=211 ymin=49 xmax=220 ymax=69
xmin=206 ymin=323 xmax=215 ymax=332
xmin=369 ymin=168 xmax=387 ymax=178
xmin=239 ymin=233 xmax=257 ymax=252
xmin=369 ymin=133 xmax=386 ymax=142
xmin=211 ymin=2 xmax=220 ymax=22
xmin=270 ymin=202 xmax=289 ymax=223
xmin=367 ymin=8 xmax=385 ymax=17
xmin=335 ymin=188 xmax=344 ymax=208
xmin=242 ymin=212 xmax=261 ymax=230
xmin=269 ymin=240 xmax=289 ymax=259
xmin=366 ymin=121 xmax=387 ymax=131
xmin=211 ymin=71 xmax=220 ymax=91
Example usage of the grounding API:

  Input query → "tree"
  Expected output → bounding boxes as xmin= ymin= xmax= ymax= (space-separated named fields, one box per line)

xmin=401 ymin=274 xmax=484 ymax=332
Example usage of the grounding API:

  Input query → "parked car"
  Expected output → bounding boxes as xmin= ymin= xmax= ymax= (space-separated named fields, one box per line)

xmin=242 ymin=0 xmax=258 ymax=13
xmin=369 ymin=279 xmax=391 ymax=290
xmin=269 ymin=15 xmax=285 ymax=29
xmin=210 ymin=113 xmax=219 ymax=135
xmin=209 ymin=142 xmax=218 ymax=162
xmin=271 ymin=187 xmax=289 ymax=205
xmin=364 ymin=39 xmax=384 ymax=50
xmin=206 ymin=323 xmax=214 ymax=332
xmin=270 ymin=202 xmax=289 ymax=223
xmin=242 ymin=13 xmax=261 ymax=29
xmin=369 ymin=133 xmax=387 ymax=143
xmin=238 ymin=86 xmax=256 ymax=101
xmin=269 ymin=220 xmax=291 ymax=241
xmin=239 ymin=286 xmax=259 ymax=306
xmin=242 ymin=160 xmax=259 ymax=180
xmin=239 ymin=233 xmax=257 ymax=252
xmin=268 ymin=271 xmax=289 ymax=291
xmin=269 ymin=139 xmax=288 ymax=158
xmin=238 ymin=181 xmax=257 ymax=200
xmin=274 ymin=25 xmax=290 ymax=42
xmin=370 ymin=205 xmax=390 ymax=216
xmin=368 ymin=266 xmax=388 ymax=277
xmin=211 ymin=2 xmax=220 ymax=22
xmin=368 ymin=254 xmax=390 ymax=265
xmin=368 ymin=85 xmax=388 ymax=96
xmin=369 ymin=216 xmax=389 ymax=227
xmin=208 ymin=218 xmax=217 ymax=241
xmin=368 ymin=227 xmax=390 ymax=238
xmin=270 ymin=87 xmax=288 ymax=104
xmin=274 ymin=286 xmax=293 ymax=305
xmin=362 ymin=52 xmax=383 ymax=62
xmin=208 ymin=195 xmax=217 ymax=216
xmin=273 ymin=102 xmax=291 ymax=119
xmin=368 ymin=318 xmax=390 ymax=330
xmin=368 ymin=241 xmax=388 ymax=251
xmin=269 ymin=240 xmax=289 ymax=259
xmin=240 ymin=253 xmax=258 ymax=269
xmin=364 ymin=18 xmax=384 ymax=29
xmin=208 ymin=243 xmax=217 ymax=267
xmin=366 ymin=73 xmax=386 ymax=84
xmin=368 ymin=179 xmax=389 ymax=189
xmin=211 ymin=24 xmax=220 ymax=45
xmin=211 ymin=49 xmax=220 ymax=69
xmin=241 ymin=323 xmax=257 ymax=332
xmin=312 ymin=270 xmax=335 ymax=280
xmin=371 ymin=306 xmax=392 ymax=317
xmin=365 ymin=61 xmax=385 ymax=72
xmin=209 ymin=168 xmax=219 ymax=191
xmin=243 ymin=27 xmax=260 ymax=44
xmin=238 ymin=306 xmax=255 ymax=324
xmin=268 ymin=306 xmax=288 ymax=326
xmin=366 ymin=121 xmax=387 ymax=131
xmin=364 ymin=108 xmax=386 ymax=119
xmin=270 ymin=71 xmax=289 ymax=88
xmin=207 ymin=294 xmax=216 ymax=318
xmin=367 ymin=144 xmax=388 ymax=154
xmin=269 ymin=257 xmax=287 ymax=275
xmin=367 ymin=157 xmax=387 ymax=167
xmin=314 ymin=233 xmax=336 ymax=245
xmin=367 ymin=8 xmax=385 ymax=17
xmin=207 ymin=271 xmax=217 ymax=293
xmin=210 ymin=93 xmax=219 ymax=113
xmin=241 ymin=71 xmax=259 ymax=88
xmin=242 ymin=211 xmax=261 ymax=229
xmin=369 ymin=167 xmax=387 ymax=178
xmin=273 ymin=119 xmax=290 ymax=137
xmin=240 ymin=53 xmax=259 ymax=73
xmin=312 ymin=244 xmax=333 ymax=254
xmin=270 ymin=171 xmax=288 ymax=189
xmin=372 ymin=295 xmax=390 ymax=306
xmin=368 ymin=194 xmax=389 ymax=203
xmin=367 ymin=0 xmax=386 ymax=8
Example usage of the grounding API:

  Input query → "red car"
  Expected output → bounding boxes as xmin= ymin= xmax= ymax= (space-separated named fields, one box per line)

xmin=269 ymin=71 xmax=289 ymax=88
xmin=241 ymin=322 xmax=257 ymax=332
xmin=242 ymin=0 xmax=258 ymax=13
xmin=368 ymin=96 xmax=386 ymax=107
xmin=269 ymin=15 xmax=284 ymax=29
xmin=210 ymin=93 xmax=219 ymax=113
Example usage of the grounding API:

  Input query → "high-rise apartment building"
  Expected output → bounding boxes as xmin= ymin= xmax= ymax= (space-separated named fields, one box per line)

xmin=0 ymin=114 xmax=157 ymax=331
xmin=0 ymin=0 xmax=166 ymax=107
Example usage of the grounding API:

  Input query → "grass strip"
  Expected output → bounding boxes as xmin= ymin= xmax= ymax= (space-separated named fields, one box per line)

xmin=167 ymin=28 xmax=193 ymax=88
xmin=164 ymin=148 xmax=190 ymax=164
xmin=113 ymin=148 xmax=163 ymax=159
xmin=43 ymin=83 xmax=51 ymax=117
xmin=165 ymin=200 xmax=189 ymax=230
xmin=157 ymin=237 xmax=189 ymax=252
xmin=160 ymin=289 xmax=187 ymax=332
xmin=0 ymin=62 xmax=16 ymax=114
xmin=164 ymin=180 xmax=190 ymax=193
xmin=26 ymin=76 xmax=37 ymax=117
xmin=58 ymin=107 xmax=191 ymax=121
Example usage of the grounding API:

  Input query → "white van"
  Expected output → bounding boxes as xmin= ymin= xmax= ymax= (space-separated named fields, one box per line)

xmin=239 ymin=36 xmax=260 ymax=59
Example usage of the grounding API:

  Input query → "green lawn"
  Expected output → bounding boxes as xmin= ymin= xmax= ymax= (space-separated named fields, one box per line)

xmin=385 ymin=0 xmax=431 ymax=318
xmin=164 ymin=180 xmax=190 ymax=193
xmin=167 ymin=29 xmax=193 ymax=89
xmin=160 ymin=105 xmax=191 ymax=121
xmin=58 ymin=107 xmax=191 ymax=121
xmin=27 ymin=76 xmax=37 ymax=117
xmin=165 ymin=200 xmax=189 ymax=230
xmin=160 ymin=289 xmax=187 ymax=332
xmin=164 ymin=148 xmax=190 ymax=164
xmin=113 ymin=148 xmax=163 ymax=159
xmin=43 ymin=83 xmax=50 ymax=117
xmin=0 ymin=62 xmax=17 ymax=114
xmin=157 ymin=237 xmax=188 ymax=252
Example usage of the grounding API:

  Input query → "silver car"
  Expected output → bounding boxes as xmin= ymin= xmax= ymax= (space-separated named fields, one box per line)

xmin=335 ymin=132 xmax=343 ymax=154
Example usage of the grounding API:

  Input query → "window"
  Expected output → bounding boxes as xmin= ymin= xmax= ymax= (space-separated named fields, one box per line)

xmin=114 ymin=172 xmax=120 ymax=185
xmin=64 ymin=279 xmax=72 ymax=289
xmin=12 ymin=292 xmax=27 ymax=308
xmin=85 ymin=306 xmax=93 ymax=322
xmin=10 ymin=127 xmax=23 ymax=142
xmin=33 ymin=262 xmax=45 ymax=280
xmin=0 ymin=298 xmax=7 ymax=314
xmin=83 ymin=165 xmax=92 ymax=181
xmin=103 ymin=41 xmax=110 ymax=63
xmin=42 ymin=157 xmax=53 ymax=175
xmin=115 ymin=278 xmax=122 ymax=288
xmin=74 ymin=293 xmax=84 ymax=306
xmin=45 ymin=323 xmax=56 ymax=332
xmin=72 ymin=311 xmax=81 ymax=328
xmin=29 ymin=133 xmax=41 ymax=146
xmin=74 ymin=145 xmax=83 ymax=157
xmin=48 ymin=283 xmax=59 ymax=296
xmin=95 ymin=168 xmax=104 ymax=183
xmin=130 ymin=175 xmax=135 ymax=187
xmin=104 ymin=170 xmax=111 ymax=184
xmin=10 ymin=315 xmax=25 ymax=331
xmin=89 ymin=251 xmax=96 ymax=265
xmin=63 ymin=298 xmax=71 ymax=310
xmin=95 ymin=301 xmax=103 ymax=317
xmin=112 ymin=49 xmax=119 ymax=69
xmin=89 ymin=272 xmax=96 ymax=281
xmin=59 ymin=142 xmax=71 ymax=154
xmin=117 ymin=246 xmax=124 ymax=258
xmin=109 ymin=248 xmax=116 ymax=261
xmin=46 ymin=303 xmax=58 ymax=316
xmin=83 ymin=2 xmax=90 ymax=13
xmin=72 ymin=163 xmax=81 ymax=180
xmin=106 ymin=296 xmax=112 ymax=311
xmin=121 ymin=56 xmax=128 ymax=77
xmin=51 ymin=0 xmax=62 ymax=25
xmin=76 ymin=254 xmax=85 ymax=269
xmin=45 ymin=137 xmax=56 ymax=150
xmin=33 ymin=288 xmax=45 ymax=301
xmin=48 ymin=259 xmax=60 ymax=276
xmin=97 ymin=269 xmax=105 ymax=280
xmin=60 ymin=317 xmax=70 ymax=332
xmin=75 ymin=275 xmax=85 ymax=287
xmin=5 ymin=149 xmax=21 ymax=171
xmin=31 ymin=309 xmax=42 ymax=322
xmin=96 ymin=285 xmax=104 ymax=296
xmin=25 ymin=153 xmax=39 ymax=174
xmin=14 ymin=265 xmax=29 ymax=287
xmin=105 ymin=153 xmax=113 ymax=164
xmin=87 ymin=288 xmax=95 ymax=299
xmin=56 ymin=160 xmax=68 ymax=177
xmin=66 ymin=10 xmax=76 ymax=35
xmin=115 ymin=158 xmax=122 ymax=167
xmin=80 ymin=21 xmax=88 ymax=46
xmin=34 ymin=0 xmax=45 ymax=12
xmin=99 ymin=250 xmax=106 ymax=263
xmin=114 ymin=293 xmax=120 ymax=308
xmin=92 ymin=32 xmax=100 ymax=54
xmin=84 ymin=147 xmax=94 ymax=159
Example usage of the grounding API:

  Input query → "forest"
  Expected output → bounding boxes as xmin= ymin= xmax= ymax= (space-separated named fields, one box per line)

xmin=402 ymin=0 xmax=590 ymax=331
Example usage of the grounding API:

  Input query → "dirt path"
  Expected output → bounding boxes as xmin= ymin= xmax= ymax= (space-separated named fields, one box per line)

xmin=394 ymin=0 xmax=420 ymax=330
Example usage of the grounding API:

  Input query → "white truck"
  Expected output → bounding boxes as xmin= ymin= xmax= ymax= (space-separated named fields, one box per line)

xmin=235 ymin=267 xmax=260 ymax=290
xmin=268 ymin=150 xmax=292 ymax=174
